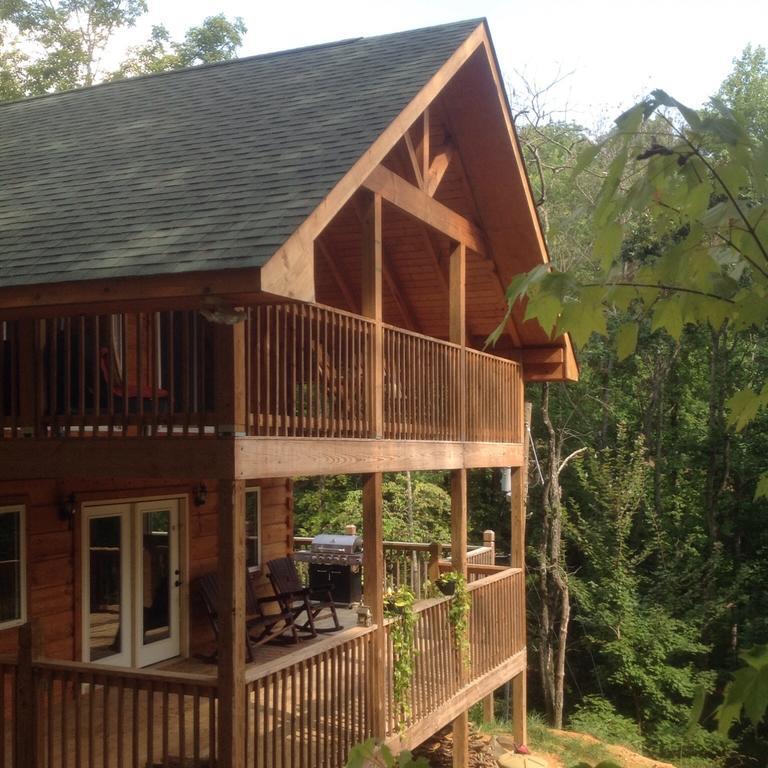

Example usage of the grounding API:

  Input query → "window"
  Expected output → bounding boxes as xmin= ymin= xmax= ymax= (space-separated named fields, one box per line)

xmin=245 ymin=488 xmax=261 ymax=572
xmin=0 ymin=505 xmax=25 ymax=628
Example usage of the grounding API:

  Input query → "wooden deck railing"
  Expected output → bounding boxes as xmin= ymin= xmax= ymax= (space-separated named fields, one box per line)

xmin=384 ymin=566 xmax=524 ymax=736
xmin=1 ymin=303 xmax=522 ymax=443
xmin=0 ymin=656 xmax=16 ymax=768
xmin=244 ymin=626 xmax=375 ymax=768
xmin=466 ymin=348 xmax=522 ymax=443
xmin=293 ymin=531 xmax=497 ymax=600
xmin=2 ymin=567 xmax=522 ymax=767
xmin=29 ymin=658 xmax=217 ymax=767
xmin=1 ymin=311 xmax=215 ymax=439
xmin=246 ymin=304 xmax=373 ymax=438
xmin=382 ymin=325 xmax=462 ymax=441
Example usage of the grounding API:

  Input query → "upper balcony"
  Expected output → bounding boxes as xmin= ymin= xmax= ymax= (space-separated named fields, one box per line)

xmin=0 ymin=302 xmax=522 ymax=446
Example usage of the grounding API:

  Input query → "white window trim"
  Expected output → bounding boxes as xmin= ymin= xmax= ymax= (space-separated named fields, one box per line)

xmin=0 ymin=504 xmax=26 ymax=630
xmin=245 ymin=487 xmax=261 ymax=573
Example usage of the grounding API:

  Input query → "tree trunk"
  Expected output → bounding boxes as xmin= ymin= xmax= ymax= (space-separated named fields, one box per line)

xmin=536 ymin=383 xmax=570 ymax=729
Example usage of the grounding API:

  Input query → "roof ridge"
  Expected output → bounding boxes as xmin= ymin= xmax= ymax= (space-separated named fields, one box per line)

xmin=0 ymin=18 xmax=484 ymax=109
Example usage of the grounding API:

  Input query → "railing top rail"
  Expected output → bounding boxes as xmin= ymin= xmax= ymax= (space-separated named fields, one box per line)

xmin=466 ymin=346 xmax=522 ymax=368
xmin=382 ymin=322 xmax=461 ymax=350
xmin=33 ymin=656 xmax=217 ymax=688
xmin=465 ymin=566 xmax=522 ymax=591
xmin=0 ymin=653 xmax=17 ymax=665
xmin=244 ymin=624 xmax=376 ymax=684
xmin=293 ymin=537 xmax=449 ymax=554
xmin=254 ymin=300 xmax=376 ymax=326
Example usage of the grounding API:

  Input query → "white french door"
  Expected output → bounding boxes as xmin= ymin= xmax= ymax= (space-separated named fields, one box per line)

xmin=83 ymin=499 xmax=181 ymax=667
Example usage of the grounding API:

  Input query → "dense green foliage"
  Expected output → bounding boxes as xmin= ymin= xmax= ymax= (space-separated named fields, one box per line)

xmin=504 ymin=49 xmax=768 ymax=767
xmin=0 ymin=0 xmax=245 ymax=98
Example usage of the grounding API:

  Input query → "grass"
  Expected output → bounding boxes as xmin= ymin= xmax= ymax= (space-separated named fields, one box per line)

xmin=475 ymin=712 xmax=622 ymax=768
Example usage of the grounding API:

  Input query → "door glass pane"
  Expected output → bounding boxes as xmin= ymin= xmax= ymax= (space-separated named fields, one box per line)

xmin=142 ymin=509 xmax=171 ymax=646
xmin=89 ymin=516 xmax=122 ymax=661
xmin=0 ymin=510 xmax=21 ymax=623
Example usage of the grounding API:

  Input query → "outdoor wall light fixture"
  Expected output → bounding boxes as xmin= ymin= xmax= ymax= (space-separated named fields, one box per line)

xmin=59 ymin=492 xmax=77 ymax=523
xmin=193 ymin=483 xmax=208 ymax=507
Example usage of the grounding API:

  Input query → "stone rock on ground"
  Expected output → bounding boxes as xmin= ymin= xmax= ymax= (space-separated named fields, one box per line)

xmin=412 ymin=725 xmax=499 ymax=767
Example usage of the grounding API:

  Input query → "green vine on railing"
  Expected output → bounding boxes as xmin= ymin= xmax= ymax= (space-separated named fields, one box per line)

xmin=436 ymin=570 xmax=471 ymax=669
xmin=383 ymin=584 xmax=418 ymax=728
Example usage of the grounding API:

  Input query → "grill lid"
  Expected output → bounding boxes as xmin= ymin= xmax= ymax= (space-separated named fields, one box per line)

xmin=309 ymin=533 xmax=363 ymax=554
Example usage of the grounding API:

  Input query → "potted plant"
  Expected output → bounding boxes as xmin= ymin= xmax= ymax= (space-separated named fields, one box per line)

xmin=435 ymin=569 xmax=460 ymax=596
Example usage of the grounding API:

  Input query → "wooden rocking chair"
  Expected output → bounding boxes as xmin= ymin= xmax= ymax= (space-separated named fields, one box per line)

xmin=195 ymin=572 xmax=298 ymax=662
xmin=267 ymin=557 xmax=342 ymax=635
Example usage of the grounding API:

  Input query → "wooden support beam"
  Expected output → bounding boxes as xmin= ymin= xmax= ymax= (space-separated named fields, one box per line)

xmin=363 ymin=165 xmax=487 ymax=256
xmin=511 ymin=401 xmax=531 ymax=746
xmin=215 ymin=318 xmax=248 ymax=767
xmin=214 ymin=322 xmax=247 ymax=436
xmin=217 ymin=477 xmax=247 ymax=768
xmin=361 ymin=191 xmax=384 ymax=438
xmin=451 ymin=468 xmax=469 ymax=768
xmin=422 ymin=108 xmax=431 ymax=183
xmin=426 ymin=146 xmax=453 ymax=197
xmin=403 ymin=129 xmax=424 ymax=190
xmin=449 ymin=243 xmax=467 ymax=347
xmin=317 ymin=237 xmax=359 ymax=314
xmin=450 ymin=242 xmax=467 ymax=441
xmin=363 ymin=472 xmax=386 ymax=739
xmin=521 ymin=347 xmax=565 ymax=366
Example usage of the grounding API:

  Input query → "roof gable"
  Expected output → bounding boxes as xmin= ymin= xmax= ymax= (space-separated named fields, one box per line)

xmin=0 ymin=19 xmax=481 ymax=288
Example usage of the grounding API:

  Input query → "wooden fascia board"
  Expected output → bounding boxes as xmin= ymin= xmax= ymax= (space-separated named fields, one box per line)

xmin=363 ymin=165 xmax=487 ymax=255
xmin=234 ymin=438 xmax=523 ymax=478
xmin=0 ymin=438 xmax=236 ymax=480
xmin=0 ymin=266 xmax=262 ymax=318
xmin=259 ymin=22 xmax=488 ymax=302
xmin=472 ymin=24 xmax=579 ymax=369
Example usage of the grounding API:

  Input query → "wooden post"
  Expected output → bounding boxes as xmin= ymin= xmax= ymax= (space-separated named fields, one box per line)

xmin=511 ymin=401 xmax=532 ymax=746
xmin=449 ymin=243 xmax=466 ymax=440
xmin=481 ymin=528 xmax=495 ymax=720
xmin=363 ymin=472 xmax=386 ymax=738
xmin=214 ymin=321 xmax=247 ymax=436
xmin=361 ymin=191 xmax=383 ymax=438
xmin=427 ymin=541 xmax=442 ymax=582
xmin=15 ymin=621 xmax=41 ymax=768
xmin=214 ymin=321 xmax=247 ymax=768
xmin=451 ymin=468 xmax=469 ymax=767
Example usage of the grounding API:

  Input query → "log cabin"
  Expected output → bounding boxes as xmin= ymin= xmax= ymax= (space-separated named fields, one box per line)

xmin=0 ymin=18 xmax=577 ymax=768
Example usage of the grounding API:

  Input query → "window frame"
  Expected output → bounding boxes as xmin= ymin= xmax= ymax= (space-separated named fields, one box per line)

xmin=0 ymin=504 xmax=26 ymax=630
xmin=244 ymin=487 xmax=262 ymax=574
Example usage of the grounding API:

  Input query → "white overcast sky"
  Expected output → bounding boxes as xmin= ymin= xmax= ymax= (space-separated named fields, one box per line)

xmin=107 ymin=0 xmax=766 ymax=128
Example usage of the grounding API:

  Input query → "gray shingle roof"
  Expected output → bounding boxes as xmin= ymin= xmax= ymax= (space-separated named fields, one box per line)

xmin=0 ymin=18 xmax=482 ymax=289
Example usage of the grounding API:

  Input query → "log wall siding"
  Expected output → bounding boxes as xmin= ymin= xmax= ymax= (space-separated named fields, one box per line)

xmin=0 ymin=477 xmax=293 ymax=662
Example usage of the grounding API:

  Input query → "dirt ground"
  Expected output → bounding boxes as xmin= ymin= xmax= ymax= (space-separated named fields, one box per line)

xmin=412 ymin=725 xmax=678 ymax=768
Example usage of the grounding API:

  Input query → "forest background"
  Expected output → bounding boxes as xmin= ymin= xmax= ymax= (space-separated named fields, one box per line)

xmin=1 ymin=4 xmax=766 ymax=766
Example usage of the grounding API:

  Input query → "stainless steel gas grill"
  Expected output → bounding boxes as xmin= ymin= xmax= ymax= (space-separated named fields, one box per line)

xmin=293 ymin=533 xmax=363 ymax=607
